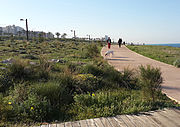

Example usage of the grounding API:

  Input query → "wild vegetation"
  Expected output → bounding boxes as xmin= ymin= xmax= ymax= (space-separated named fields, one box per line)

xmin=0 ymin=39 xmax=178 ymax=126
xmin=127 ymin=45 xmax=180 ymax=67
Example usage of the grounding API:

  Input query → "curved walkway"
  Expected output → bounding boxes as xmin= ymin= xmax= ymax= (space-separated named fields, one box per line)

xmin=101 ymin=45 xmax=180 ymax=103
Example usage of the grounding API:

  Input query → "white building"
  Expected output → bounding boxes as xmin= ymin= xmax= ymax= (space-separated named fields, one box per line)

xmin=2 ymin=25 xmax=24 ymax=35
xmin=0 ymin=25 xmax=54 ymax=38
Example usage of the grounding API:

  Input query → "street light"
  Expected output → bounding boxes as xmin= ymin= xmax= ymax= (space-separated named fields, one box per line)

xmin=71 ymin=30 xmax=76 ymax=39
xmin=20 ymin=19 xmax=29 ymax=41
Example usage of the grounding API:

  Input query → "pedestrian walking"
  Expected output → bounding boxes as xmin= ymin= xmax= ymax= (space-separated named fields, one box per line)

xmin=107 ymin=37 xmax=111 ymax=49
xmin=118 ymin=38 xmax=122 ymax=48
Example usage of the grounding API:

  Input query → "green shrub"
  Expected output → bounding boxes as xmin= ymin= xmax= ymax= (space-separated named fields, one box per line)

xmin=66 ymin=62 xmax=80 ymax=73
xmin=80 ymin=64 xmax=103 ymax=76
xmin=51 ymin=64 xmax=65 ymax=72
xmin=3 ymin=83 xmax=50 ymax=122
xmin=36 ymin=55 xmax=52 ymax=80
xmin=101 ymin=65 xmax=123 ymax=86
xmin=0 ymin=93 xmax=15 ymax=122
xmin=0 ymin=70 xmax=13 ymax=93
xmin=68 ymin=89 xmax=176 ymax=121
xmin=139 ymin=65 xmax=162 ymax=102
xmin=7 ymin=59 xmax=33 ymax=80
xmin=81 ymin=63 xmax=131 ymax=88
xmin=35 ymin=74 xmax=75 ymax=103
xmin=68 ymin=90 xmax=153 ymax=120
xmin=173 ymin=59 xmax=180 ymax=67
xmin=35 ymin=79 xmax=73 ymax=107
xmin=83 ymin=43 xmax=99 ymax=58
xmin=97 ymin=41 xmax=104 ymax=47
xmin=34 ymin=74 xmax=76 ymax=120
xmin=74 ymin=74 xmax=103 ymax=93
xmin=121 ymin=68 xmax=138 ymax=89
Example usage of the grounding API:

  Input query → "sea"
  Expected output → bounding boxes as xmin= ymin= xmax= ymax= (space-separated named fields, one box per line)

xmin=148 ymin=43 xmax=180 ymax=48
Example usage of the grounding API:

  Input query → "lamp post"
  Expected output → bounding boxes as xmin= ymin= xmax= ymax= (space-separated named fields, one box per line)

xmin=71 ymin=30 xmax=76 ymax=39
xmin=20 ymin=19 xmax=29 ymax=41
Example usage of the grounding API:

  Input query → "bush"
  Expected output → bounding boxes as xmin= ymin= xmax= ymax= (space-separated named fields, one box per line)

xmin=81 ymin=63 xmax=135 ymax=89
xmin=35 ymin=79 xmax=73 ymax=107
xmin=34 ymin=74 xmax=75 ymax=120
xmin=36 ymin=55 xmax=52 ymax=80
xmin=80 ymin=64 xmax=103 ymax=76
xmin=2 ymin=83 xmax=50 ymax=122
xmin=0 ymin=93 xmax=15 ymax=122
xmin=139 ymin=65 xmax=162 ymax=102
xmin=74 ymin=74 xmax=103 ymax=93
xmin=0 ymin=70 xmax=13 ymax=93
xmin=66 ymin=62 xmax=80 ymax=73
xmin=68 ymin=88 xmax=176 ymax=121
xmin=7 ymin=59 xmax=33 ymax=80
xmin=68 ymin=90 xmax=153 ymax=120
xmin=101 ymin=65 xmax=123 ymax=86
xmin=121 ymin=68 xmax=138 ymax=89
xmin=173 ymin=59 xmax=180 ymax=68
xmin=51 ymin=64 xmax=65 ymax=72
xmin=83 ymin=43 xmax=99 ymax=58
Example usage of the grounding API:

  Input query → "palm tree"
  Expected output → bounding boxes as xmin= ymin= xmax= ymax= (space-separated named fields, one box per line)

xmin=61 ymin=33 xmax=67 ymax=38
xmin=55 ymin=32 xmax=60 ymax=38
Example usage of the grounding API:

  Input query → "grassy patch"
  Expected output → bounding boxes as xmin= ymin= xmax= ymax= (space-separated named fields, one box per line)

xmin=127 ymin=45 xmax=180 ymax=67
xmin=68 ymin=89 xmax=175 ymax=120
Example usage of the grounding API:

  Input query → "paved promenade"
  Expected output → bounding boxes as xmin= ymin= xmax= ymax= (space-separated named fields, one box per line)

xmin=101 ymin=45 xmax=180 ymax=103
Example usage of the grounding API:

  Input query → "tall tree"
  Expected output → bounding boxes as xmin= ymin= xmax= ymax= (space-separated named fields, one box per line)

xmin=56 ymin=32 xmax=60 ymax=38
xmin=61 ymin=33 xmax=67 ymax=38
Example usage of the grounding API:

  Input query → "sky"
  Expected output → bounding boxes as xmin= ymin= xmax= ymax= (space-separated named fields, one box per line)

xmin=0 ymin=0 xmax=180 ymax=44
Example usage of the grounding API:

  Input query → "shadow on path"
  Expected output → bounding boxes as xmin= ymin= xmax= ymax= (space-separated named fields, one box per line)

xmin=113 ymin=57 xmax=129 ymax=58
xmin=107 ymin=58 xmax=133 ymax=61
xmin=162 ymin=86 xmax=180 ymax=91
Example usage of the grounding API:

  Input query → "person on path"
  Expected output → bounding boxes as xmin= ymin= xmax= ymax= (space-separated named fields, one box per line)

xmin=118 ymin=38 xmax=122 ymax=48
xmin=107 ymin=37 xmax=111 ymax=49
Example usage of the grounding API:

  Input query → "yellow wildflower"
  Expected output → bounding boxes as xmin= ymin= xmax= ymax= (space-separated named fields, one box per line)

xmin=8 ymin=102 xmax=12 ymax=105
xmin=92 ymin=93 xmax=95 ymax=97
xmin=77 ymin=74 xmax=86 ymax=80
xmin=30 ymin=107 xmax=34 ymax=110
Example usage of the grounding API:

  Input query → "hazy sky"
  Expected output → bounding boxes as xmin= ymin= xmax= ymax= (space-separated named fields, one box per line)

xmin=1 ymin=0 xmax=180 ymax=44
